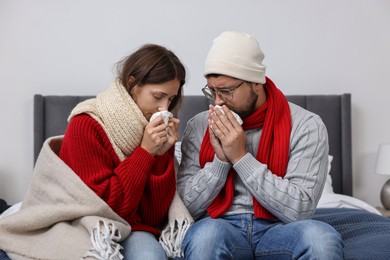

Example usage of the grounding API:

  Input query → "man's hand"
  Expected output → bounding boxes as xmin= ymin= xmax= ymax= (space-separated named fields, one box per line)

xmin=208 ymin=117 xmax=228 ymax=162
xmin=208 ymin=105 xmax=247 ymax=164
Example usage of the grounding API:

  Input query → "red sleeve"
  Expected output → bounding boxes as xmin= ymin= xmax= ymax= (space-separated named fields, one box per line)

xmin=138 ymin=147 xmax=176 ymax=226
xmin=60 ymin=114 xmax=158 ymax=220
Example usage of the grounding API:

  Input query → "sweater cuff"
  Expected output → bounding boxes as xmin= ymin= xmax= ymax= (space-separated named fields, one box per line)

xmin=119 ymin=146 xmax=156 ymax=173
xmin=233 ymin=153 xmax=265 ymax=179
xmin=209 ymin=154 xmax=232 ymax=176
xmin=136 ymin=146 xmax=157 ymax=160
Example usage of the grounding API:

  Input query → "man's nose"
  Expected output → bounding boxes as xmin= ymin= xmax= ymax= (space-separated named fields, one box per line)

xmin=214 ymin=94 xmax=224 ymax=106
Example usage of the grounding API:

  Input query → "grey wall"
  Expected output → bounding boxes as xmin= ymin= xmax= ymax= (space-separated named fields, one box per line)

xmin=1 ymin=0 xmax=390 ymax=207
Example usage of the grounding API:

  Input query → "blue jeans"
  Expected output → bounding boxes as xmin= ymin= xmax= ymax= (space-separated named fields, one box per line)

xmin=182 ymin=214 xmax=343 ymax=260
xmin=120 ymin=231 xmax=167 ymax=260
xmin=0 ymin=250 xmax=10 ymax=260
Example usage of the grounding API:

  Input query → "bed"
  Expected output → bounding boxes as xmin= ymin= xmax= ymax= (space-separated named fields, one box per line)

xmin=2 ymin=93 xmax=390 ymax=259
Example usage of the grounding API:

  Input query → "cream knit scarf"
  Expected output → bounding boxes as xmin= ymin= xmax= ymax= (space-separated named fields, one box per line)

xmin=70 ymin=79 xmax=193 ymax=258
xmin=69 ymin=78 xmax=148 ymax=160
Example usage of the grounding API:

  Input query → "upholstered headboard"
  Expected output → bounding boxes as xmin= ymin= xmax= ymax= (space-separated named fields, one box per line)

xmin=33 ymin=94 xmax=352 ymax=195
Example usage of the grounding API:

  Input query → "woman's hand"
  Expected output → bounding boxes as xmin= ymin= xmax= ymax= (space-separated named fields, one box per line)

xmin=141 ymin=116 xmax=169 ymax=156
xmin=141 ymin=116 xmax=180 ymax=156
xmin=155 ymin=117 xmax=180 ymax=156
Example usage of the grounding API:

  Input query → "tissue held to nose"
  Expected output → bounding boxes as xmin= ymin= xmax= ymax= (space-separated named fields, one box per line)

xmin=214 ymin=105 xmax=243 ymax=125
xmin=150 ymin=111 xmax=173 ymax=125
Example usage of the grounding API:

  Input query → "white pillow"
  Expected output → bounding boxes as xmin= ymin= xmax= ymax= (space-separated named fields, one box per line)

xmin=0 ymin=202 xmax=22 ymax=219
xmin=322 ymin=155 xmax=335 ymax=195
xmin=317 ymin=155 xmax=382 ymax=215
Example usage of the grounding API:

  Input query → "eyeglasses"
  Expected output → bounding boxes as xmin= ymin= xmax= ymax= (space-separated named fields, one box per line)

xmin=202 ymin=81 xmax=245 ymax=101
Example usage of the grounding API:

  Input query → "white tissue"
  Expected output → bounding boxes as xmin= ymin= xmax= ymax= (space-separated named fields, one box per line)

xmin=214 ymin=105 xmax=243 ymax=125
xmin=150 ymin=111 xmax=173 ymax=125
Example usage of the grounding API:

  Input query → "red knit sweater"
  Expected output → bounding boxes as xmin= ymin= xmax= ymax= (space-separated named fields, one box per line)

xmin=59 ymin=114 xmax=176 ymax=237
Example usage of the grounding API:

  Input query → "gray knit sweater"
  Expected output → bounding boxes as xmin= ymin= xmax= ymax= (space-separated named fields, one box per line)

xmin=177 ymin=102 xmax=329 ymax=223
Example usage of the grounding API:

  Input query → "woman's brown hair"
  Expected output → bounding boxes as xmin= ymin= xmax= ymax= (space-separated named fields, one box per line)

xmin=116 ymin=44 xmax=186 ymax=111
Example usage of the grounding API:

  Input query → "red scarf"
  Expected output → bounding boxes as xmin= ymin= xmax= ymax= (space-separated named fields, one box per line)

xmin=199 ymin=77 xmax=291 ymax=219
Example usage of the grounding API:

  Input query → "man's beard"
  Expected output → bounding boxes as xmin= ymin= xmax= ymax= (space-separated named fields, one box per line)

xmin=233 ymin=89 xmax=258 ymax=119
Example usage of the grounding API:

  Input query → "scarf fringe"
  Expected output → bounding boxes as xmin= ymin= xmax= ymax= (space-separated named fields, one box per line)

xmin=84 ymin=220 xmax=124 ymax=260
xmin=159 ymin=191 xmax=193 ymax=258
xmin=159 ymin=217 xmax=192 ymax=257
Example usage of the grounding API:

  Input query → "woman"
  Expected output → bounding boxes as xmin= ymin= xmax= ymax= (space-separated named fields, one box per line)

xmin=59 ymin=44 xmax=186 ymax=259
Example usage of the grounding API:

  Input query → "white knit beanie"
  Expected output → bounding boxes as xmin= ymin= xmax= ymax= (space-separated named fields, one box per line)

xmin=204 ymin=31 xmax=266 ymax=84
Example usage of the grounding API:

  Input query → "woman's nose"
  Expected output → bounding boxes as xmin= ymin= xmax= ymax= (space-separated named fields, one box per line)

xmin=158 ymin=101 xmax=169 ymax=111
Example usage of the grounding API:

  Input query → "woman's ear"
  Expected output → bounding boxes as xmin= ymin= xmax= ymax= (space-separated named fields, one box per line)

xmin=128 ymin=76 xmax=136 ymax=97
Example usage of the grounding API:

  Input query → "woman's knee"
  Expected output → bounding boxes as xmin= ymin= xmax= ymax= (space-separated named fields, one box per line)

xmin=121 ymin=231 xmax=167 ymax=260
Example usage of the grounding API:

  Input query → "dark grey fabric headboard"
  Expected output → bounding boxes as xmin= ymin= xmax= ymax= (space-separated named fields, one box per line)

xmin=34 ymin=94 xmax=352 ymax=195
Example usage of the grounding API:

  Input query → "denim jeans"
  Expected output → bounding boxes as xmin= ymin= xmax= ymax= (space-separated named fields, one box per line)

xmin=120 ymin=231 xmax=168 ymax=260
xmin=0 ymin=250 xmax=10 ymax=260
xmin=182 ymin=213 xmax=343 ymax=260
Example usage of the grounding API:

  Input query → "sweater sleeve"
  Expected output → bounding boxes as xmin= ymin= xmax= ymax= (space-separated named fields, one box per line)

xmin=60 ymin=114 xmax=175 ymax=223
xmin=177 ymin=112 xmax=231 ymax=220
xmin=233 ymin=104 xmax=329 ymax=223
xmin=138 ymin=147 xmax=176 ymax=226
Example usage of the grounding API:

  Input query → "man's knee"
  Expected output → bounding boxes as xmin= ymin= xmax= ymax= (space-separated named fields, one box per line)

xmin=298 ymin=220 xmax=343 ymax=257
xmin=299 ymin=220 xmax=341 ymax=242
xmin=183 ymin=218 xmax=227 ymax=246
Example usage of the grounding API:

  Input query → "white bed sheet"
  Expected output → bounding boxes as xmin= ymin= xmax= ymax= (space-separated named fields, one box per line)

xmin=317 ymin=193 xmax=381 ymax=215
xmin=316 ymin=155 xmax=381 ymax=215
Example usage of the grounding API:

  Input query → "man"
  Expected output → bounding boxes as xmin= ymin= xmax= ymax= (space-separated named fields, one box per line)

xmin=176 ymin=31 xmax=343 ymax=259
